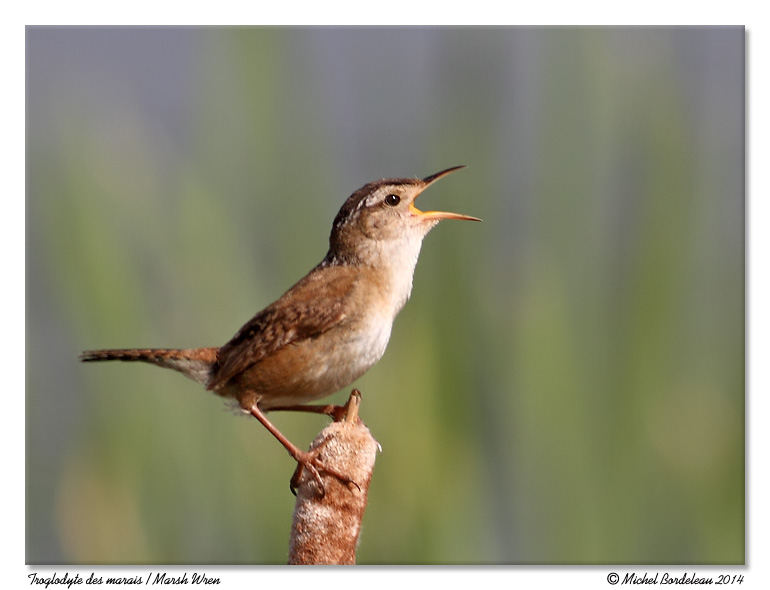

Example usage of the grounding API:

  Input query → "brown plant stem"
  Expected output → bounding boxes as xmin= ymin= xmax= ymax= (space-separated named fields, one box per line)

xmin=287 ymin=390 xmax=378 ymax=565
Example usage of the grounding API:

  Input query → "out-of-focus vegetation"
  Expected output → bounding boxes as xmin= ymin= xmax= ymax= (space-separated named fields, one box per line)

xmin=27 ymin=27 xmax=743 ymax=564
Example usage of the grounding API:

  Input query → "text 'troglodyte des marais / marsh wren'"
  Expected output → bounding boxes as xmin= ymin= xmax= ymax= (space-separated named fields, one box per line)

xmin=81 ymin=166 xmax=480 ymax=491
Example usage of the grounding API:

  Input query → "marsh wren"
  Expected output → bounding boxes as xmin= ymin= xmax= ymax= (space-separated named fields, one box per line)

xmin=81 ymin=166 xmax=480 ymax=491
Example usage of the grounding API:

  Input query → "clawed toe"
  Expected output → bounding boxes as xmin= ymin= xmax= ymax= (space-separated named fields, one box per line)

xmin=289 ymin=437 xmax=360 ymax=497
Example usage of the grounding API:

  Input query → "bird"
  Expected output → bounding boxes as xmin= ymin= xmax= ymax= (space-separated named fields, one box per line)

xmin=81 ymin=166 xmax=480 ymax=493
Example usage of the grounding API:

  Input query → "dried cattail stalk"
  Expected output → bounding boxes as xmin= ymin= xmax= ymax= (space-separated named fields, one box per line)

xmin=288 ymin=390 xmax=378 ymax=565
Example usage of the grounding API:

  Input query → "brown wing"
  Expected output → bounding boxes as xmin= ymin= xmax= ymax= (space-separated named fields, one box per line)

xmin=207 ymin=264 xmax=357 ymax=391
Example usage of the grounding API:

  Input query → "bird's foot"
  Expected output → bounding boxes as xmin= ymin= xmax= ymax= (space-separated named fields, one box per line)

xmin=289 ymin=434 xmax=361 ymax=497
xmin=246 ymin=400 xmax=360 ymax=497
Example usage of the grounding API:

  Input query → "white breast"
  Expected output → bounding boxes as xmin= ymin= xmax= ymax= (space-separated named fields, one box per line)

xmin=377 ymin=230 xmax=425 ymax=318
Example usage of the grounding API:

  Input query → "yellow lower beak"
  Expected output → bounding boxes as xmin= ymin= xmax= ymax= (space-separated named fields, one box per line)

xmin=411 ymin=165 xmax=481 ymax=222
xmin=412 ymin=206 xmax=482 ymax=222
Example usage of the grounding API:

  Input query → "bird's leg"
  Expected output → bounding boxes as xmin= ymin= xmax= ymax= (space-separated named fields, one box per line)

xmin=266 ymin=403 xmax=347 ymax=421
xmin=267 ymin=389 xmax=364 ymax=423
xmin=246 ymin=402 xmax=358 ymax=496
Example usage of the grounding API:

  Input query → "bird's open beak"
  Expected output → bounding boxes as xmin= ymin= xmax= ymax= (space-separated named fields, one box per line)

xmin=410 ymin=166 xmax=482 ymax=222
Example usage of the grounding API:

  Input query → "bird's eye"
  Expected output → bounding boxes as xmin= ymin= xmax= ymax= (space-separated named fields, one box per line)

xmin=384 ymin=194 xmax=401 ymax=207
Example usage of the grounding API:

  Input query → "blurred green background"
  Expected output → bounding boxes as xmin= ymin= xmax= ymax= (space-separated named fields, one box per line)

xmin=26 ymin=27 xmax=744 ymax=564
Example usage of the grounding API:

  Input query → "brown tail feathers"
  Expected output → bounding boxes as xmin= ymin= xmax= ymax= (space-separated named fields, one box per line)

xmin=80 ymin=347 xmax=218 ymax=386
